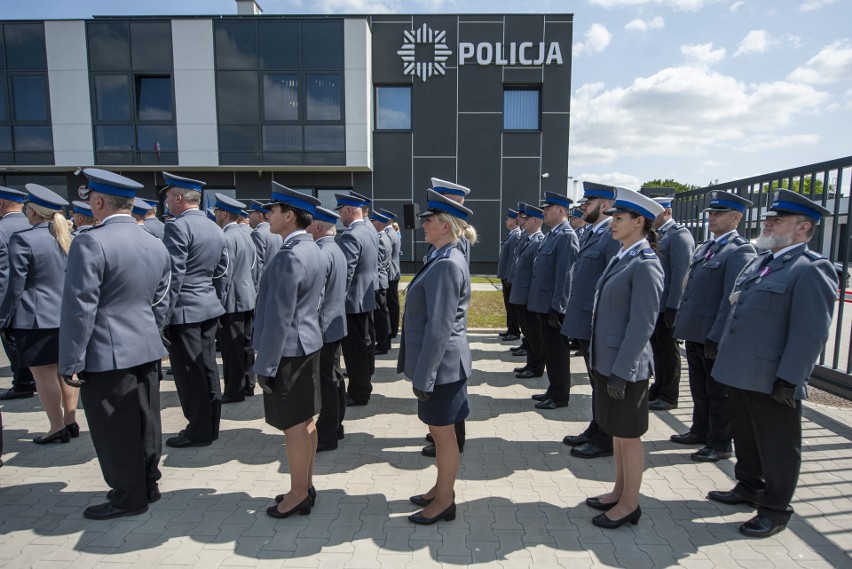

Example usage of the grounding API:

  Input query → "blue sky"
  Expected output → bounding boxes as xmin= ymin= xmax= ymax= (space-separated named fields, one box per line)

xmin=3 ymin=0 xmax=851 ymax=189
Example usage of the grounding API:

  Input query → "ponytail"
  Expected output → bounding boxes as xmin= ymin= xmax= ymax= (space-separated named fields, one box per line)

xmin=462 ymin=223 xmax=478 ymax=245
xmin=646 ymin=228 xmax=658 ymax=252
xmin=50 ymin=212 xmax=72 ymax=256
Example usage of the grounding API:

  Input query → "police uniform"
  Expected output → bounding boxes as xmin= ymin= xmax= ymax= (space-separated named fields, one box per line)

xmin=648 ymin=197 xmax=695 ymax=409
xmin=336 ymin=191 xmax=379 ymax=405
xmin=213 ymin=194 xmax=259 ymax=403
xmin=497 ymin=209 xmax=523 ymax=339
xmin=372 ymin=210 xmax=393 ymax=354
xmin=142 ymin=199 xmax=166 ymax=239
xmin=59 ymin=168 xmax=171 ymax=519
xmin=70 ymin=200 xmax=95 ymax=236
xmin=509 ymin=205 xmax=546 ymax=377
xmin=160 ymin=172 xmax=228 ymax=447
xmin=673 ymin=191 xmax=756 ymax=459
xmin=132 ymin=198 xmax=154 ymax=227
xmin=378 ymin=208 xmax=402 ymax=339
xmin=709 ymin=190 xmax=837 ymax=537
xmin=249 ymin=201 xmax=284 ymax=281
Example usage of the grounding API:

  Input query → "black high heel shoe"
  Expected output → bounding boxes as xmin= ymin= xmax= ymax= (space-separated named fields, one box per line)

xmin=65 ymin=422 xmax=80 ymax=438
xmin=409 ymin=503 xmax=456 ymax=525
xmin=33 ymin=428 xmax=70 ymax=445
xmin=266 ymin=495 xmax=312 ymax=519
xmin=592 ymin=506 xmax=641 ymax=529
xmin=409 ymin=494 xmax=433 ymax=507
xmin=275 ymin=486 xmax=316 ymax=507
xmin=586 ymin=496 xmax=618 ymax=511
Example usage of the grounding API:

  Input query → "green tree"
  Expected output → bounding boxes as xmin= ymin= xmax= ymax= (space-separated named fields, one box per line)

xmin=641 ymin=179 xmax=698 ymax=194
xmin=761 ymin=176 xmax=831 ymax=196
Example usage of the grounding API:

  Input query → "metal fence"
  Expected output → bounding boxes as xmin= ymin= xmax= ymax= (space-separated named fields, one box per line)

xmin=672 ymin=155 xmax=852 ymax=400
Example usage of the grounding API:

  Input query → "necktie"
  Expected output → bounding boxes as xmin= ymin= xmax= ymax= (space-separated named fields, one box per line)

xmin=703 ymin=240 xmax=716 ymax=260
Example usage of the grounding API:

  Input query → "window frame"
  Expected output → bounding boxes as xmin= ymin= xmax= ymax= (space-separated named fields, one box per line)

xmin=503 ymin=86 xmax=541 ymax=132
xmin=375 ymin=85 xmax=412 ymax=132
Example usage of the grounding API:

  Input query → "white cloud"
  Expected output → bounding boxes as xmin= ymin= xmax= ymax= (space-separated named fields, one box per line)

xmin=579 ymin=172 xmax=643 ymax=190
xmin=729 ymin=1 xmax=745 ymax=13
xmin=571 ymin=145 xmax=618 ymax=165
xmin=625 ymin=16 xmax=665 ymax=32
xmin=588 ymin=0 xmax=717 ymax=10
xmin=681 ymin=43 xmax=726 ymax=66
xmin=734 ymin=30 xmax=771 ymax=57
xmin=788 ymin=40 xmax=852 ymax=84
xmin=733 ymin=133 xmax=820 ymax=152
xmin=309 ymin=0 xmax=399 ymax=12
xmin=799 ymin=0 xmax=838 ymax=12
xmin=574 ymin=24 xmax=612 ymax=56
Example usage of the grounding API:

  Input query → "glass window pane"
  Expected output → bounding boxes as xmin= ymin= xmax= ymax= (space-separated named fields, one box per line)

xmin=130 ymin=22 xmax=173 ymax=70
xmin=137 ymin=125 xmax=176 ymax=152
xmin=5 ymin=24 xmax=47 ymax=71
xmin=263 ymin=74 xmax=299 ymax=121
xmin=376 ymin=86 xmax=411 ymax=130
xmin=95 ymin=125 xmax=134 ymax=151
xmin=0 ymin=125 xmax=12 ymax=151
xmin=262 ymin=125 xmax=302 ymax=152
xmin=137 ymin=76 xmax=173 ymax=121
xmin=301 ymin=21 xmax=344 ymax=70
xmin=0 ymin=28 xmax=5 ymax=71
xmin=214 ymin=21 xmax=257 ymax=70
xmin=87 ymin=22 xmax=131 ymax=71
xmin=216 ymin=71 xmax=259 ymax=124
xmin=259 ymin=21 xmax=300 ymax=70
xmin=218 ymin=125 xmax=260 ymax=153
xmin=504 ymin=89 xmax=539 ymax=130
xmin=12 ymin=75 xmax=48 ymax=122
xmin=94 ymin=75 xmax=130 ymax=121
xmin=0 ymin=75 xmax=7 ymax=122
xmin=304 ymin=125 xmax=344 ymax=152
xmin=13 ymin=125 xmax=52 ymax=151
xmin=306 ymin=74 xmax=341 ymax=121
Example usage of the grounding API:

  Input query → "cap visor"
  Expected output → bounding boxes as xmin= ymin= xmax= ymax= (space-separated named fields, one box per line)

xmin=702 ymin=205 xmax=734 ymax=212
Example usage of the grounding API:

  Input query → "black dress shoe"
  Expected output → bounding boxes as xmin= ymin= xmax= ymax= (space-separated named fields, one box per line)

xmin=425 ymin=432 xmax=434 ymax=443
xmin=592 ymin=506 xmax=641 ymax=529
xmin=346 ymin=396 xmax=368 ymax=407
xmin=670 ymin=431 xmax=706 ymax=445
xmin=316 ymin=442 xmax=337 ymax=452
xmin=84 ymin=502 xmax=148 ymax=520
xmin=267 ymin=495 xmax=312 ymax=518
xmin=707 ymin=488 xmax=761 ymax=508
xmin=531 ymin=393 xmax=549 ymax=401
xmin=165 ymin=435 xmax=211 ymax=448
xmin=739 ymin=514 xmax=786 ymax=538
xmin=65 ymin=422 xmax=80 ymax=438
xmin=498 ymin=331 xmax=509 ymax=337
xmin=570 ymin=442 xmax=613 ymax=459
xmin=691 ymin=447 xmax=732 ymax=463
xmin=511 ymin=349 xmax=528 ymax=357
xmin=409 ymin=494 xmax=433 ymax=507
xmin=276 ymin=486 xmax=316 ymax=506
xmin=107 ymin=487 xmax=161 ymax=504
xmin=375 ymin=349 xmax=389 ymax=355
xmin=562 ymin=434 xmax=589 ymax=447
xmin=502 ymin=334 xmax=520 ymax=342
xmin=515 ymin=369 xmax=542 ymax=379
xmin=535 ymin=398 xmax=568 ymax=410
xmin=422 ymin=443 xmax=436 ymax=457
xmin=33 ymin=428 xmax=70 ymax=445
xmin=221 ymin=394 xmax=245 ymax=404
xmin=510 ymin=345 xmax=525 ymax=353
xmin=409 ymin=503 xmax=456 ymax=524
xmin=586 ymin=496 xmax=618 ymax=511
xmin=0 ymin=388 xmax=35 ymax=401
xmin=649 ymin=399 xmax=677 ymax=411
xmin=338 ymin=427 xmax=345 ymax=441
xmin=513 ymin=365 xmax=529 ymax=373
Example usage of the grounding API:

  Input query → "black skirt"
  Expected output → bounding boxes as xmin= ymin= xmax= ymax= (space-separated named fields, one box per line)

xmin=418 ymin=378 xmax=469 ymax=427
xmin=14 ymin=328 xmax=59 ymax=368
xmin=593 ymin=371 xmax=649 ymax=438
xmin=263 ymin=350 xmax=321 ymax=431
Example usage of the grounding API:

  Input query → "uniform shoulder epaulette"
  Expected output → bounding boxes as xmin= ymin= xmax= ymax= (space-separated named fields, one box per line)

xmin=640 ymin=247 xmax=657 ymax=259
xmin=673 ymin=222 xmax=685 ymax=230
xmin=282 ymin=239 xmax=299 ymax=250
xmin=435 ymin=247 xmax=453 ymax=260
xmin=803 ymin=249 xmax=822 ymax=260
xmin=733 ymin=236 xmax=748 ymax=245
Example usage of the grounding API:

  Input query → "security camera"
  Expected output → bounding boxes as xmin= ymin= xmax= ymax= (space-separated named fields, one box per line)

xmin=541 ymin=173 xmax=550 ymax=178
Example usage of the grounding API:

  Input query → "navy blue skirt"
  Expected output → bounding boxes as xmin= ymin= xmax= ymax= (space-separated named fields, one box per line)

xmin=418 ymin=378 xmax=469 ymax=427
xmin=14 ymin=328 xmax=59 ymax=368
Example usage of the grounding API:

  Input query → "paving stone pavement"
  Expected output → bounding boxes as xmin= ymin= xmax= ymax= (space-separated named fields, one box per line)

xmin=1 ymin=332 xmax=851 ymax=568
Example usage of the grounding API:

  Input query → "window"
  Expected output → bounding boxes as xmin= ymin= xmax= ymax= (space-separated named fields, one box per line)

xmin=94 ymin=75 xmax=131 ymax=121
xmin=306 ymin=74 xmax=342 ymax=121
xmin=4 ymin=24 xmax=47 ymax=71
xmin=216 ymin=71 xmax=259 ymax=124
xmin=136 ymin=76 xmax=173 ymax=121
xmin=504 ymin=88 xmax=540 ymax=130
xmin=87 ymin=22 xmax=131 ymax=71
xmin=376 ymin=86 xmax=411 ymax=130
xmin=263 ymin=74 xmax=299 ymax=121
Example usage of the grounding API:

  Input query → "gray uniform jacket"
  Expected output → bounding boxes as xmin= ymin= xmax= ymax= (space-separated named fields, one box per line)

xmin=673 ymin=232 xmax=756 ymax=344
xmin=0 ymin=211 xmax=31 ymax=306
xmin=143 ymin=217 xmax=165 ymax=239
xmin=162 ymin=208 xmax=227 ymax=325
xmin=216 ymin=223 xmax=258 ymax=314
xmin=427 ymin=236 xmax=471 ymax=266
xmin=251 ymin=222 xmax=283 ymax=279
xmin=712 ymin=244 xmax=837 ymax=399
xmin=561 ymin=219 xmax=622 ymax=340
xmin=338 ymin=219 xmax=378 ymax=314
xmin=376 ymin=228 xmax=391 ymax=290
xmin=528 ymin=221 xmax=579 ymax=314
xmin=508 ymin=231 xmax=544 ymax=305
xmin=253 ymin=233 xmax=323 ymax=376
xmin=1 ymin=222 xmax=66 ymax=329
xmin=316 ymin=236 xmax=348 ymax=343
xmin=590 ymin=241 xmax=664 ymax=382
xmin=58 ymin=216 xmax=171 ymax=375
xmin=397 ymin=243 xmax=472 ymax=392
xmin=497 ymin=227 xmax=522 ymax=281
xmin=656 ymin=220 xmax=695 ymax=311
xmin=385 ymin=226 xmax=401 ymax=281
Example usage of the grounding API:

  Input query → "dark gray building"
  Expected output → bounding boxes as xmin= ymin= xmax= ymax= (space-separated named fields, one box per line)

xmin=0 ymin=12 xmax=573 ymax=272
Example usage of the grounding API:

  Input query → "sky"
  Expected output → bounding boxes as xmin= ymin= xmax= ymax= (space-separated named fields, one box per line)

xmin=3 ymin=0 xmax=852 ymax=190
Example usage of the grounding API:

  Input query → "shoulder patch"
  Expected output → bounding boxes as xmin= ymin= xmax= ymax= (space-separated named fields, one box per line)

xmin=804 ymin=249 xmax=822 ymax=260
xmin=733 ymin=236 xmax=748 ymax=245
xmin=673 ymin=222 xmax=685 ymax=230
xmin=641 ymin=247 xmax=657 ymax=259
xmin=434 ymin=247 xmax=452 ymax=260
xmin=282 ymin=239 xmax=298 ymax=250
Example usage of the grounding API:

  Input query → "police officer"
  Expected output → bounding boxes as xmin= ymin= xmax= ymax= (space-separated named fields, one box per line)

xmin=506 ymin=204 xmax=530 ymax=357
xmin=377 ymin=208 xmax=402 ymax=339
xmin=213 ymin=193 xmax=258 ymax=404
xmin=497 ymin=209 xmax=522 ymax=341
xmin=561 ymin=182 xmax=622 ymax=459
xmin=237 ymin=210 xmax=252 ymax=233
xmin=248 ymin=200 xmax=283 ymax=279
xmin=672 ymin=191 xmax=756 ymax=462
xmin=371 ymin=210 xmax=393 ymax=355
xmin=528 ymin=192 xmax=579 ymax=409
xmin=510 ymin=205 xmax=546 ymax=380
xmin=131 ymin=198 xmax=154 ymax=227
xmin=570 ymin=207 xmax=588 ymax=241
xmin=708 ymin=189 xmax=837 ymax=538
xmin=59 ymin=168 xmax=171 ymax=520
xmin=160 ymin=172 xmax=228 ymax=448
xmin=336 ymin=191 xmax=379 ymax=406
xmin=142 ymin=199 xmax=165 ymax=239
xmin=648 ymin=195 xmax=695 ymax=411
xmin=70 ymin=200 xmax=96 ymax=235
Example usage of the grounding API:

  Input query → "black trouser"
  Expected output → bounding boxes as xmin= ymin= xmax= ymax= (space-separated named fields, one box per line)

xmin=80 ymin=361 xmax=161 ymax=511
xmin=728 ymin=386 xmax=801 ymax=525
xmin=1 ymin=331 xmax=35 ymax=393
xmin=168 ymin=318 xmax=221 ymax=443
xmin=538 ymin=312 xmax=571 ymax=403
xmin=515 ymin=305 xmax=544 ymax=374
xmin=501 ymin=280 xmax=521 ymax=335
xmin=373 ymin=289 xmax=391 ymax=353
xmin=218 ymin=311 xmax=254 ymax=399
xmin=649 ymin=313 xmax=681 ymax=405
xmin=387 ymin=280 xmax=400 ymax=338
xmin=577 ymin=338 xmax=613 ymax=451
xmin=685 ymin=341 xmax=731 ymax=451
xmin=244 ymin=311 xmax=255 ymax=395
xmin=316 ymin=340 xmax=346 ymax=447
xmin=342 ymin=311 xmax=374 ymax=404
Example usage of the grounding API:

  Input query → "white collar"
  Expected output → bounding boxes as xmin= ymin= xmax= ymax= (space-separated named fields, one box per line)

xmin=283 ymin=229 xmax=307 ymax=245
xmin=102 ymin=213 xmax=133 ymax=223
xmin=591 ymin=218 xmax=610 ymax=233
xmin=617 ymin=238 xmax=647 ymax=260
xmin=772 ymin=242 xmax=806 ymax=259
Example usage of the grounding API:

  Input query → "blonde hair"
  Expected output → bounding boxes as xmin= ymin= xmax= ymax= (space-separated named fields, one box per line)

xmin=436 ymin=212 xmax=478 ymax=245
xmin=28 ymin=202 xmax=72 ymax=255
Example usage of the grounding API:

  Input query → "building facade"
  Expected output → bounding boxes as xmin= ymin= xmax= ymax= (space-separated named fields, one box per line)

xmin=0 ymin=13 xmax=573 ymax=272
